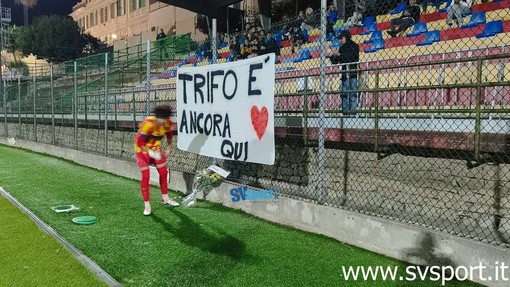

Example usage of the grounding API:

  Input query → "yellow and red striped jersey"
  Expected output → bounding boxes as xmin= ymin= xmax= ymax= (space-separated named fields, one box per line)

xmin=134 ymin=116 xmax=173 ymax=153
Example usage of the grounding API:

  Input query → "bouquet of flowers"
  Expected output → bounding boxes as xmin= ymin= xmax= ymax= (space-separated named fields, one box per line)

xmin=182 ymin=165 xmax=230 ymax=207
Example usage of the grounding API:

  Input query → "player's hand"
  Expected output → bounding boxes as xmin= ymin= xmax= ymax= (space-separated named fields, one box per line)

xmin=148 ymin=149 xmax=162 ymax=160
xmin=165 ymin=150 xmax=172 ymax=158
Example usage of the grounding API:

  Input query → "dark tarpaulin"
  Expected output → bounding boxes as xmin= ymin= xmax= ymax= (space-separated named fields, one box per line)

xmin=157 ymin=0 xmax=243 ymax=18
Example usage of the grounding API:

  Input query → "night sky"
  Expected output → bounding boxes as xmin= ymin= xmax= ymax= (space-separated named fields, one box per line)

xmin=2 ymin=0 xmax=79 ymax=26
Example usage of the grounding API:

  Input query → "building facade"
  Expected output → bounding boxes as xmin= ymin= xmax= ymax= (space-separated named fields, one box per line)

xmin=70 ymin=0 xmax=259 ymax=46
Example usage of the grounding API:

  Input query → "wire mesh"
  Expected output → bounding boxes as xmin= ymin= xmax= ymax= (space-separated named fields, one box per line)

xmin=1 ymin=0 xmax=510 ymax=247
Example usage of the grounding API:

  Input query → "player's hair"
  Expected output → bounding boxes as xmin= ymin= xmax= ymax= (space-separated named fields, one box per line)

xmin=153 ymin=105 xmax=173 ymax=118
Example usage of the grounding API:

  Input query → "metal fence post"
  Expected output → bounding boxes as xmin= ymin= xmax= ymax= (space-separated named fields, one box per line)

xmin=3 ymin=80 xmax=6 ymax=138
xmin=212 ymin=18 xmax=218 ymax=63
xmin=0 ymin=80 xmax=5 ymax=137
xmin=74 ymin=61 xmax=78 ymax=149
xmin=104 ymin=53 xmax=109 ymax=156
xmin=50 ymin=64 xmax=55 ymax=144
xmin=474 ymin=58 xmax=483 ymax=161
xmin=317 ymin=0 xmax=327 ymax=204
xmin=33 ymin=74 xmax=37 ymax=142
xmin=17 ymin=77 xmax=20 ymax=138
xmin=374 ymin=68 xmax=380 ymax=154
xmin=146 ymin=40 xmax=151 ymax=117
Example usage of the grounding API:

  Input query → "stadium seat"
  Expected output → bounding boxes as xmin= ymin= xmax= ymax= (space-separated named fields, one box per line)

xmin=360 ymin=23 xmax=377 ymax=36
xmin=462 ymin=12 xmax=486 ymax=28
xmin=476 ymin=20 xmax=503 ymax=38
xmin=407 ymin=22 xmax=429 ymax=37
xmin=302 ymin=29 xmax=310 ymax=42
xmin=390 ymin=2 xmax=407 ymax=15
xmin=417 ymin=30 xmax=441 ymax=46
xmin=365 ymin=39 xmax=385 ymax=53
xmin=362 ymin=16 xmax=376 ymax=28
xmin=364 ymin=31 xmax=383 ymax=44
xmin=294 ymin=49 xmax=311 ymax=63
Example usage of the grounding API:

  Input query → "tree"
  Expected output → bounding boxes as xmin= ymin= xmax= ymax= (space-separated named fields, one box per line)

xmin=16 ymin=15 xmax=108 ymax=63
xmin=15 ymin=0 xmax=38 ymax=26
xmin=5 ymin=27 xmax=22 ymax=62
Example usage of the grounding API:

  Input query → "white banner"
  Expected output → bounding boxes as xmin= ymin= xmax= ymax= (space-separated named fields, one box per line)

xmin=176 ymin=54 xmax=275 ymax=165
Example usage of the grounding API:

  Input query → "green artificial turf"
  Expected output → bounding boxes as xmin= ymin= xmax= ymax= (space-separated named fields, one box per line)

xmin=0 ymin=145 xmax=482 ymax=287
xmin=0 ymin=194 xmax=106 ymax=287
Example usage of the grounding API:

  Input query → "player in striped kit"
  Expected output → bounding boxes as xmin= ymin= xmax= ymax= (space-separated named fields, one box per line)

xmin=135 ymin=105 xmax=180 ymax=216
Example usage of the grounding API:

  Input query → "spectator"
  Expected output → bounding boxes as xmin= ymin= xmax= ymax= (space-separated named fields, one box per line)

xmin=229 ymin=36 xmax=241 ymax=60
xmin=264 ymin=32 xmax=280 ymax=57
xmin=447 ymin=0 xmax=473 ymax=28
xmin=329 ymin=30 xmax=360 ymax=115
xmin=290 ymin=26 xmax=306 ymax=53
xmin=293 ymin=10 xmax=306 ymax=28
xmin=386 ymin=0 xmax=421 ymax=37
xmin=156 ymin=28 xmax=167 ymax=41
xmin=302 ymin=7 xmax=319 ymax=30
xmin=346 ymin=0 xmax=366 ymax=26
xmin=156 ymin=28 xmax=168 ymax=59
xmin=327 ymin=3 xmax=338 ymax=24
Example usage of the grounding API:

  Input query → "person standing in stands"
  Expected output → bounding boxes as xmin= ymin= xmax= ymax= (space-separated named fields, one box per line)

xmin=447 ymin=0 xmax=473 ymax=28
xmin=156 ymin=28 xmax=167 ymax=41
xmin=156 ymin=28 xmax=169 ymax=60
xmin=329 ymin=30 xmax=360 ymax=115
xmin=264 ymin=32 xmax=280 ymax=58
xmin=386 ymin=0 xmax=421 ymax=37
xmin=346 ymin=0 xmax=366 ymax=26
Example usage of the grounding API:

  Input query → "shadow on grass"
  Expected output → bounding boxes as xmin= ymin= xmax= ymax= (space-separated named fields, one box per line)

xmin=151 ymin=208 xmax=247 ymax=260
xmin=151 ymin=208 xmax=260 ymax=286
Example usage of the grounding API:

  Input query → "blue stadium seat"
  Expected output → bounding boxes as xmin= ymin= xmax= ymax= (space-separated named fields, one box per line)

xmin=390 ymin=2 xmax=407 ymax=15
xmin=462 ymin=12 xmax=486 ymax=28
xmin=407 ymin=22 xmax=428 ymax=37
xmin=360 ymin=23 xmax=377 ymax=36
xmin=362 ymin=16 xmax=375 ymax=28
xmin=416 ymin=30 xmax=441 ymax=46
xmin=364 ymin=39 xmax=385 ymax=53
xmin=302 ymin=29 xmax=310 ymax=42
xmin=476 ymin=20 xmax=503 ymax=38
xmin=294 ymin=49 xmax=311 ymax=63
xmin=363 ymin=31 xmax=383 ymax=44
xmin=226 ymin=56 xmax=234 ymax=62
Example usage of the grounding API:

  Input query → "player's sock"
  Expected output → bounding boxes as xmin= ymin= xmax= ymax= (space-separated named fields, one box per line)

xmin=141 ymin=169 xmax=150 ymax=202
xmin=157 ymin=166 xmax=168 ymax=196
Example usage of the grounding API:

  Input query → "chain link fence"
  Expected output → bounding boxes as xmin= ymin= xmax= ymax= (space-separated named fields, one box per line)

xmin=1 ymin=0 xmax=510 ymax=247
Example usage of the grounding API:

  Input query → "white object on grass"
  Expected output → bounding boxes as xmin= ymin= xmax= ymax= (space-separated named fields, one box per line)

xmin=50 ymin=205 xmax=80 ymax=213
xmin=7 ymin=138 xmax=16 ymax=145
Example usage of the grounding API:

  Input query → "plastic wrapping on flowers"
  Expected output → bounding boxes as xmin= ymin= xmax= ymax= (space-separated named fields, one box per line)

xmin=182 ymin=167 xmax=228 ymax=207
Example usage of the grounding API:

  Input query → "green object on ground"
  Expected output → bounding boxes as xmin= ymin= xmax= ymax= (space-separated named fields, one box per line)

xmin=72 ymin=216 xmax=98 ymax=225
xmin=0 ymin=145 xmax=482 ymax=287
xmin=0 ymin=195 xmax=106 ymax=287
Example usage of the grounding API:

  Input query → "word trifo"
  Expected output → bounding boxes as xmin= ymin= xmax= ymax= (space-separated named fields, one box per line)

xmin=230 ymin=186 xmax=280 ymax=202
xmin=176 ymin=54 xmax=276 ymax=165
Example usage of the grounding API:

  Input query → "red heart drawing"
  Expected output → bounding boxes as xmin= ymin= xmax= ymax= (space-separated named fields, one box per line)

xmin=251 ymin=106 xmax=268 ymax=140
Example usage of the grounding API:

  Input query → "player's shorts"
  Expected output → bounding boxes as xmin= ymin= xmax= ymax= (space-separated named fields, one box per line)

xmin=136 ymin=151 xmax=167 ymax=169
